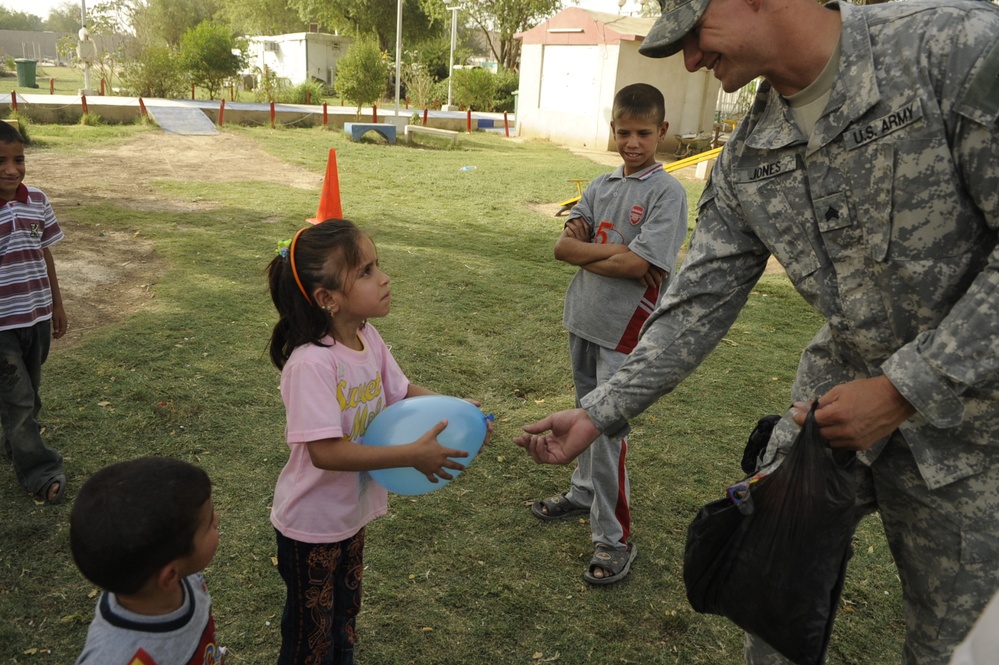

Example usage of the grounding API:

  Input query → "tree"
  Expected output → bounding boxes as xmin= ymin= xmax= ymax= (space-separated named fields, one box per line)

xmin=0 ymin=6 xmax=44 ymax=31
xmin=179 ymin=21 xmax=246 ymax=99
xmin=45 ymin=2 xmax=85 ymax=33
xmin=217 ymin=0 xmax=306 ymax=36
xmin=425 ymin=0 xmax=560 ymax=72
xmin=334 ymin=37 xmax=389 ymax=116
xmin=140 ymin=0 xmax=221 ymax=47
xmin=288 ymin=0 xmax=436 ymax=51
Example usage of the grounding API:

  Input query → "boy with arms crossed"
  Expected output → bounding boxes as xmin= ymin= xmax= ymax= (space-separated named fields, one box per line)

xmin=531 ymin=84 xmax=688 ymax=585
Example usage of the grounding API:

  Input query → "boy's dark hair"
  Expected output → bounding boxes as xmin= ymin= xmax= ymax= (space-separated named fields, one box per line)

xmin=70 ymin=456 xmax=212 ymax=595
xmin=612 ymin=83 xmax=667 ymax=125
xmin=0 ymin=120 xmax=24 ymax=145
xmin=267 ymin=218 xmax=367 ymax=369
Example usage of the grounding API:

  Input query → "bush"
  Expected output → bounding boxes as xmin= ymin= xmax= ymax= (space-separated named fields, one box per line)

xmin=450 ymin=67 xmax=495 ymax=112
xmin=402 ymin=61 xmax=435 ymax=110
xmin=253 ymin=66 xmax=286 ymax=103
xmin=119 ymin=45 xmax=188 ymax=99
xmin=493 ymin=68 xmax=519 ymax=113
xmin=287 ymin=80 xmax=326 ymax=105
xmin=424 ymin=79 xmax=447 ymax=109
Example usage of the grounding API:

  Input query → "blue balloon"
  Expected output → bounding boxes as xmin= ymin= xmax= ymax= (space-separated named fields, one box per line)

xmin=362 ymin=395 xmax=489 ymax=496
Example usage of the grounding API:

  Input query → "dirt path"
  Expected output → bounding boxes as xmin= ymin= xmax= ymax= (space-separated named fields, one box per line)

xmin=25 ymin=131 xmax=321 ymax=348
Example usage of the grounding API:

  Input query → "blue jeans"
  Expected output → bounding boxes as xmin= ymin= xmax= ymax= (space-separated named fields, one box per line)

xmin=276 ymin=528 xmax=365 ymax=665
xmin=0 ymin=320 xmax=62 ymax=496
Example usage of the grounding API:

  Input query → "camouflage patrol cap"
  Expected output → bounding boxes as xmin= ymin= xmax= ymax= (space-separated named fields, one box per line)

xmin=639 ymin=0 xmax=712 ymax=59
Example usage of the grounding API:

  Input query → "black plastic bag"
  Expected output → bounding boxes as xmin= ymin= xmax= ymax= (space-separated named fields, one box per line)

xmin=683 ymin=405 xmax=857 ymax=665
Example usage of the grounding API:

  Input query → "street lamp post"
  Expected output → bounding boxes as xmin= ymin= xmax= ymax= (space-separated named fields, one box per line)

xmin=445 ymin=3 xmax=461 ymax=110
xmin=77 ymin=0 xmax=96 ymax=95
xmin=394 ymin=0 xmax=403 ymax=118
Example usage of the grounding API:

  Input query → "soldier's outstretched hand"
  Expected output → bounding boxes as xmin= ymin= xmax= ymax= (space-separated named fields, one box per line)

xmin=514 ymin=408 xmax=602 ymax=465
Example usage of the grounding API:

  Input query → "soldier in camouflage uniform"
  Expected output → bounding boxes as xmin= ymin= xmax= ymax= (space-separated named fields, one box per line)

xmin=515 ymin=0 xmax=999 ymax=663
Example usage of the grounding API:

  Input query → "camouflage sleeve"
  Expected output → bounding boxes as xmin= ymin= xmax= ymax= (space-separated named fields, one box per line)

xmin=581 ymin=169 xmax=771 ymax=436
xmin=882 ymin=22 xmax=999 ymax=429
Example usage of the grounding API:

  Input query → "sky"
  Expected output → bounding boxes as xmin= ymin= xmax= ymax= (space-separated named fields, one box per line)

xmin=573 ymin=0 xmax=649 ymax=15
xmin=8 ymin=0 xmax=77 ymax=21
xmin=15 ymin=0 xmax=651 ymax=24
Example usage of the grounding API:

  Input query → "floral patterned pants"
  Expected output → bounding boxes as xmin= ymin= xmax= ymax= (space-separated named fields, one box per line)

xmin=276 ymin=528 xmax=365 ymax=665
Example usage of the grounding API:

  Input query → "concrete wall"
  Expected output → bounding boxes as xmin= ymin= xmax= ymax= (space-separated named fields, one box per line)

xmin=516 ymin=42 xmax=621 ymax=151
xmin=0 ymin=30 xmax=68 ymax=64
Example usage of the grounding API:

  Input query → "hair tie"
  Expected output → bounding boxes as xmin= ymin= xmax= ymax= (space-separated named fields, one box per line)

xmin=275 ymin=239 xmax=291 ymax=258
xmin=288 ymin=227 xmax=311 ymax=303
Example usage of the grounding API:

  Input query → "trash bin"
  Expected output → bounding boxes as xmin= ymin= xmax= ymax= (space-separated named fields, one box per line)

xmin=14 ymin=59 xmax=39 ymax=88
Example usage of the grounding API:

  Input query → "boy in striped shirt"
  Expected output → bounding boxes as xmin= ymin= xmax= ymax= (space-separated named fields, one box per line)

xmin=0 ymin=120 xmax=67 ymax=504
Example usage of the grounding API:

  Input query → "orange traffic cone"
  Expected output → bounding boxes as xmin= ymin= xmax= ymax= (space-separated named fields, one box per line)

xmin=307 ymin=148 xmax=343 ymax=224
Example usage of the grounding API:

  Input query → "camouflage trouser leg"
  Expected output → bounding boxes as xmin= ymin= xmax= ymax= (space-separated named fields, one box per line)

xmin=745 ymin=434 xmax=999 ymax=665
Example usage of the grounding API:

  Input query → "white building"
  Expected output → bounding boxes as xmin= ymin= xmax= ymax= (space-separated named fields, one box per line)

xmin=515 ymin=7 xmax=720 ymax=155
xmin=245 ymin=32 xmax=353 ymax=87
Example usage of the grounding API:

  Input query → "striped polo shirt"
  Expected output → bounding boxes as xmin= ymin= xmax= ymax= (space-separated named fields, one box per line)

xmin=0 ymin=184 xmax=64 ymax=331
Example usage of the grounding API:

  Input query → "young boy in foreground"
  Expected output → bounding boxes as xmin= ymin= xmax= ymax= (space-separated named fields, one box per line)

xmin=71 ymin=456 xmax=225 ymax=664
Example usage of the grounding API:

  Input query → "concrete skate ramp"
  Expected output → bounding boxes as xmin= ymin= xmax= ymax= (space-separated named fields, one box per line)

xmin=146 ymin=104 xmax=217 ymax=135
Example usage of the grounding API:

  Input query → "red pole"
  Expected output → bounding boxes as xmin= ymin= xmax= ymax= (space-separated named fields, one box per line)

xmin=100 ymin=78 xmax=105 ymax=95
xmin=49 ymin=78 xmax=54 ymax=94
xmin=466 ymin=109 xmax=472 ymax=133
xmin=81 ymin=94 xmax=88 ymax=116
xmin=322 ymin=102 xmax=328 ymax=128
xmin=191 ymin=84 xmax=196 ymax=100
xmin=372 ymin=104 xmax=378 ymax=123
xmin=10 ymin=91 xmax=16 ymax=113
xmin=504 ymin=111 xmax=510 ymax=138
xmin=306 ymin=89 xmax=311 ymax=105
xmin=218 ymin=99 xmax=225 ymax=127
xmin=270 ymin=101 xmax=276 ymax=128
xmin=138 ymin=97 xmax=147 ymax=117
xmin=422 ymin=108 xmax=428 ymax=126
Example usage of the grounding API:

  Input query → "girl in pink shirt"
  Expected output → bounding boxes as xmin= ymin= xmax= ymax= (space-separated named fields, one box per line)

xmin=266 ymin=219 xmax=473 ymax=665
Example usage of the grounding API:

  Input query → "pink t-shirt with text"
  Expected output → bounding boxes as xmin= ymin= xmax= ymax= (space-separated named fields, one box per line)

xmin=271 ymin=325 xmax=409 ymax=543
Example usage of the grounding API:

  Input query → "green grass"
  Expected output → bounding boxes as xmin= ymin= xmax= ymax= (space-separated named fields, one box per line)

xmin=3 ymin=65 xmax=98 ymax=97
xmin=0 ymin=125 xmax=903 ymax=664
